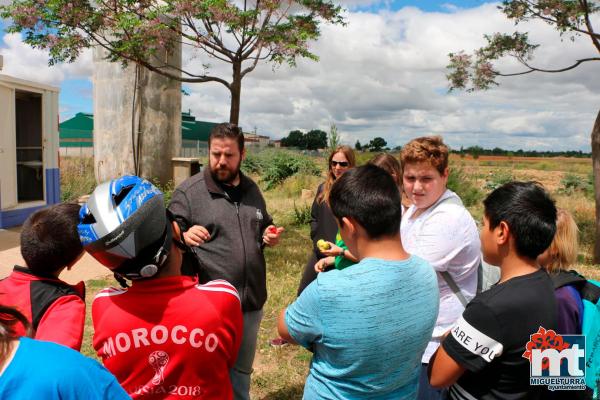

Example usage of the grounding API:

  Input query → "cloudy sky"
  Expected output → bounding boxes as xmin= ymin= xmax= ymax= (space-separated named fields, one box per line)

xmin=1 ymin=0 xmax=599 ymax=151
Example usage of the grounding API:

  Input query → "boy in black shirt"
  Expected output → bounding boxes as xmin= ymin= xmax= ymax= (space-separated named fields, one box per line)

xmin=429 ymin=181 xmax=558 ymax=399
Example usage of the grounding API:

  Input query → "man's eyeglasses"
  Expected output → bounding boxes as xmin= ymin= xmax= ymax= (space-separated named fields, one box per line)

xmin=330 ymin=161 xmax=349 ymax=167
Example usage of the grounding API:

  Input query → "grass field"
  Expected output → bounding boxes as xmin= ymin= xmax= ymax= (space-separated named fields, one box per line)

xmin=64 ymin=152 xmax=599 ymax=399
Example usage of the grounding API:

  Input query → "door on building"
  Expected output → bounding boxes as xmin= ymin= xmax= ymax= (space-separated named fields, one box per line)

xmin=15 ymin=90 xmax=44 ymax=203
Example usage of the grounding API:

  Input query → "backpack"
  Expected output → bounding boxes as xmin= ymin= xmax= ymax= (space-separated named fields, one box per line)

xmin=551 ymin=270 xmax=600 ymax=398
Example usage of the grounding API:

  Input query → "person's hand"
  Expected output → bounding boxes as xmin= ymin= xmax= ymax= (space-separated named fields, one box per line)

xmin=314 ymin=256 xmax=335 ymax=273
xmin=263 ymin=225 xmax=284 ymax=246
xmin=183 ymin=225 xmax=211 ymax=246
xmin=320 ymin=242 xmax=344 ymax=257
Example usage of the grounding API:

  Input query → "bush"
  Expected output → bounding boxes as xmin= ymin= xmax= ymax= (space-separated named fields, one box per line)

xmin=559 ymin=173 xmax=593 ymax=197
xmin=259 ymin=151 xmax=320 ymax=190
xmin=290 ymin=202 xmax=312 ymax=226
xmin=483 ymin=170 xmax=514 ymax=192
xmin=241 ymin=153 xmax=264 ymax=175
xmin=447 ymin=166 xmax=483 ymax=207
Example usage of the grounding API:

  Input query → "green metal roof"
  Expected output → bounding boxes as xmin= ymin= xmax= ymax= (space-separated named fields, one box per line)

xmin=59 ymin=111 xmax=216 ymax=145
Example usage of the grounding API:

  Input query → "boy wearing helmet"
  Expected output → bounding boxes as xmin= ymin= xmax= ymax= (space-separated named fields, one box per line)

xmin=79 ymin=176 xmax=243 ymax=399
xmin=0 ymin=203 xmax=86 ymax=350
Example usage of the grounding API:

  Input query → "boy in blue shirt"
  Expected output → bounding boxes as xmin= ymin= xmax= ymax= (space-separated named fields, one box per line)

xmin=278 ymin=164 xmax=440 ymax=399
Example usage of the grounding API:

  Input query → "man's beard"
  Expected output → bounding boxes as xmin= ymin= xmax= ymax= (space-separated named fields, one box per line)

xmin=210 ymin=161 xmax=242 ymax=185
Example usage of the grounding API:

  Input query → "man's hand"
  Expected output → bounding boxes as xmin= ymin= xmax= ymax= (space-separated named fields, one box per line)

xmin=263 ymin=225 xmax=284 ymax=247
xmin=183 ymin=225 xmax=211 ymax=246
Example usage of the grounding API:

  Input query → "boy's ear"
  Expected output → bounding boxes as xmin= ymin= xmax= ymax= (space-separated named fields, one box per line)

xmin=495 ymin=221 xmax=510 ymax=245
xmin=340 ymin=217 xmax=356 ymax=236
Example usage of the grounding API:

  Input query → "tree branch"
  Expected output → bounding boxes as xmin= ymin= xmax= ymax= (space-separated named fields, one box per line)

xmin=498 ymin=57 xmax=600 ymax=76
xmin=86 ymin=29 xmax=231 ymax=87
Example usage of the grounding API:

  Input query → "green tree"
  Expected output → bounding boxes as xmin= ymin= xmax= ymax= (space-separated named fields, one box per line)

xmin=445 ymin=0 xmax=600 ymax=262
xmin=355 ymin=140 xmax=362 ymax=151
xmin=369 ymin=137 xmax=387 ymax=152
xmin=1 ymin=0 xmax=344 ymax=125
xmin=305 ymin=129 xmax=327 ymax=150
xmin=281 ymin=130 xmax=305 ymax=148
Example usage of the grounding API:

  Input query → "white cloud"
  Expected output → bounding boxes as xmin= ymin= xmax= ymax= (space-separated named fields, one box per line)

xmin=2 ymin=2 xmax=599 ymax=151
xmin=0 ymin=33 xmax=92 ymax=86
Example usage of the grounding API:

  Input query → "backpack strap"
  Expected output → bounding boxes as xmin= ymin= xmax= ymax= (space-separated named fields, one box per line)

xmin=550 ymin=270 xmax=587 ymax=289
xmin=551 ymin=270 xmax=600 ymax=302
xmin=439 ymin=271 xmax=469 ymax=308
xmin=580 ymin=280 xmax=600 ymax=304
xmin=423 ymin=193 xmax=469 ymax=307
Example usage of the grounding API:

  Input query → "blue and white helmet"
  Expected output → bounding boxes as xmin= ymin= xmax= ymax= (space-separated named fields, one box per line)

xmin=78 ymin=175 xmax=172 ymax=280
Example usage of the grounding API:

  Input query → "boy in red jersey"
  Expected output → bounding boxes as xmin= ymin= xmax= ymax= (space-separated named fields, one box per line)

xmin=0 ymin=203 xmax=85 ymax=350
xmin=78 ymin=176 xmax=243 ymax=399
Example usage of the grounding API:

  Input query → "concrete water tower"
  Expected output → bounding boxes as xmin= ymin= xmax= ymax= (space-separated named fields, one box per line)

xmin=93 ymin=43 xmax=182 ymax=185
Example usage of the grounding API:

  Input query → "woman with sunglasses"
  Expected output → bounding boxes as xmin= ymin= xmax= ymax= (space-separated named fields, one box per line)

xmin=298 ymin=145 xmax=356 ymax=292
xmin=270 ymin=145 xmax=355 ymax=347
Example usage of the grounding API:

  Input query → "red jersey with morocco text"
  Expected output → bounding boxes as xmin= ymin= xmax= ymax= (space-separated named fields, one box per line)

xmin=92 ymin=276 xmax=243 ymax=399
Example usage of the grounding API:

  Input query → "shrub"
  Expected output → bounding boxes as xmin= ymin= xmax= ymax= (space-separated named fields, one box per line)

xmin=241 ymin=153 xmax=264 ymax=175
xmin=559 ymin=173 xmax=593 ymax=197
xmin=261 ymin=151 xmax=320 ymax=190
xmin=290 ymin=202 xmax=312 ymax=226
xmin=483 ymin=170 xmax=514 ymax=192
xmin=447 ymin=166 xmax=483 ymax=207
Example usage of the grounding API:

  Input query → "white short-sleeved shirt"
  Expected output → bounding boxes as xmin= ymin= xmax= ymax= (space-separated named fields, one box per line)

xmin=401 ymin=189 xmax=481 ymax=362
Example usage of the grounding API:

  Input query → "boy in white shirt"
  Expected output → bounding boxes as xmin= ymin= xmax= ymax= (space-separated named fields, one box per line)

xmin=400 ymin=136 xmax=481 ymax=400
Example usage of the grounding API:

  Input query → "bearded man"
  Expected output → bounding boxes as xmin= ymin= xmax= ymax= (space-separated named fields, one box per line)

xmin=169 ymin=123 xmax=283 ymax=400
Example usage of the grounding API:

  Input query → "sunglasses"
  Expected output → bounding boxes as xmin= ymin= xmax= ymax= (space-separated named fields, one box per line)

xmin=330 ymin=161 xmax=349 ymax=167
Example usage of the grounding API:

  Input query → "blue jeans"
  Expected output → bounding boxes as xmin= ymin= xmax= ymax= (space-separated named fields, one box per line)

xmin=418 ymin=363 xmax=449 ymax=400
xmin=230 ymin=309 xmax=263 ymax=400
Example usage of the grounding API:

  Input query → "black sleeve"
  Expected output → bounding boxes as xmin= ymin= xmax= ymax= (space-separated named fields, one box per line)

xmin=168 ymin=188 xmax=192 ymax=232
xmin=442 ymin=300 xmax=505 ymax=373
xmin=309 ymin=184 xmax=323 ymax=243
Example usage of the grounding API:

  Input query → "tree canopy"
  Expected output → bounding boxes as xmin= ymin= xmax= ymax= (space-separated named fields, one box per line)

xmin=368 ymin=137 xmax=387 ymax=152
xmin=281 ymin=129 xmax=327 ymax=149
xmin=1 ymin=0 xmax=344 ymax=124
xmin=446 ymin=0 xmax=600 ymax=91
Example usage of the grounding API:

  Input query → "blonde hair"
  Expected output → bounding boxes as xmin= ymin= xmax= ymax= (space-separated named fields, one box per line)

xmin=368 ymin=153 xmax=402 ymax=187
xmin=318 ymin=145 xmax=356 ymax=204
xmin=400 ymin=136 xmax=448 ymax=175
xmin=545 ymin=209 xmax=579 ymax=273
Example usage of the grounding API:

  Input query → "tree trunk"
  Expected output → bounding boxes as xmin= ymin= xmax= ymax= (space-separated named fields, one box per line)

xmin=229 ymin=61 xmax=242 ymax=125
xmin=592 ymin=108 xmax=600 ymax=263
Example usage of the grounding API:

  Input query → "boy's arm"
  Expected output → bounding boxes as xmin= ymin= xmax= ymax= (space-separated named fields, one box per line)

xmin=278 ymin=282 xmax=322 ymax=349
xmin=35 ymin=295 xmax=85 ymax=350
xmin=428 ymin=345 xmax=466 ymax=387
xmin=430 ymin=303 xmax=505 ymax=388
xmin=277 ymin=309 xmax=298 ymax=345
